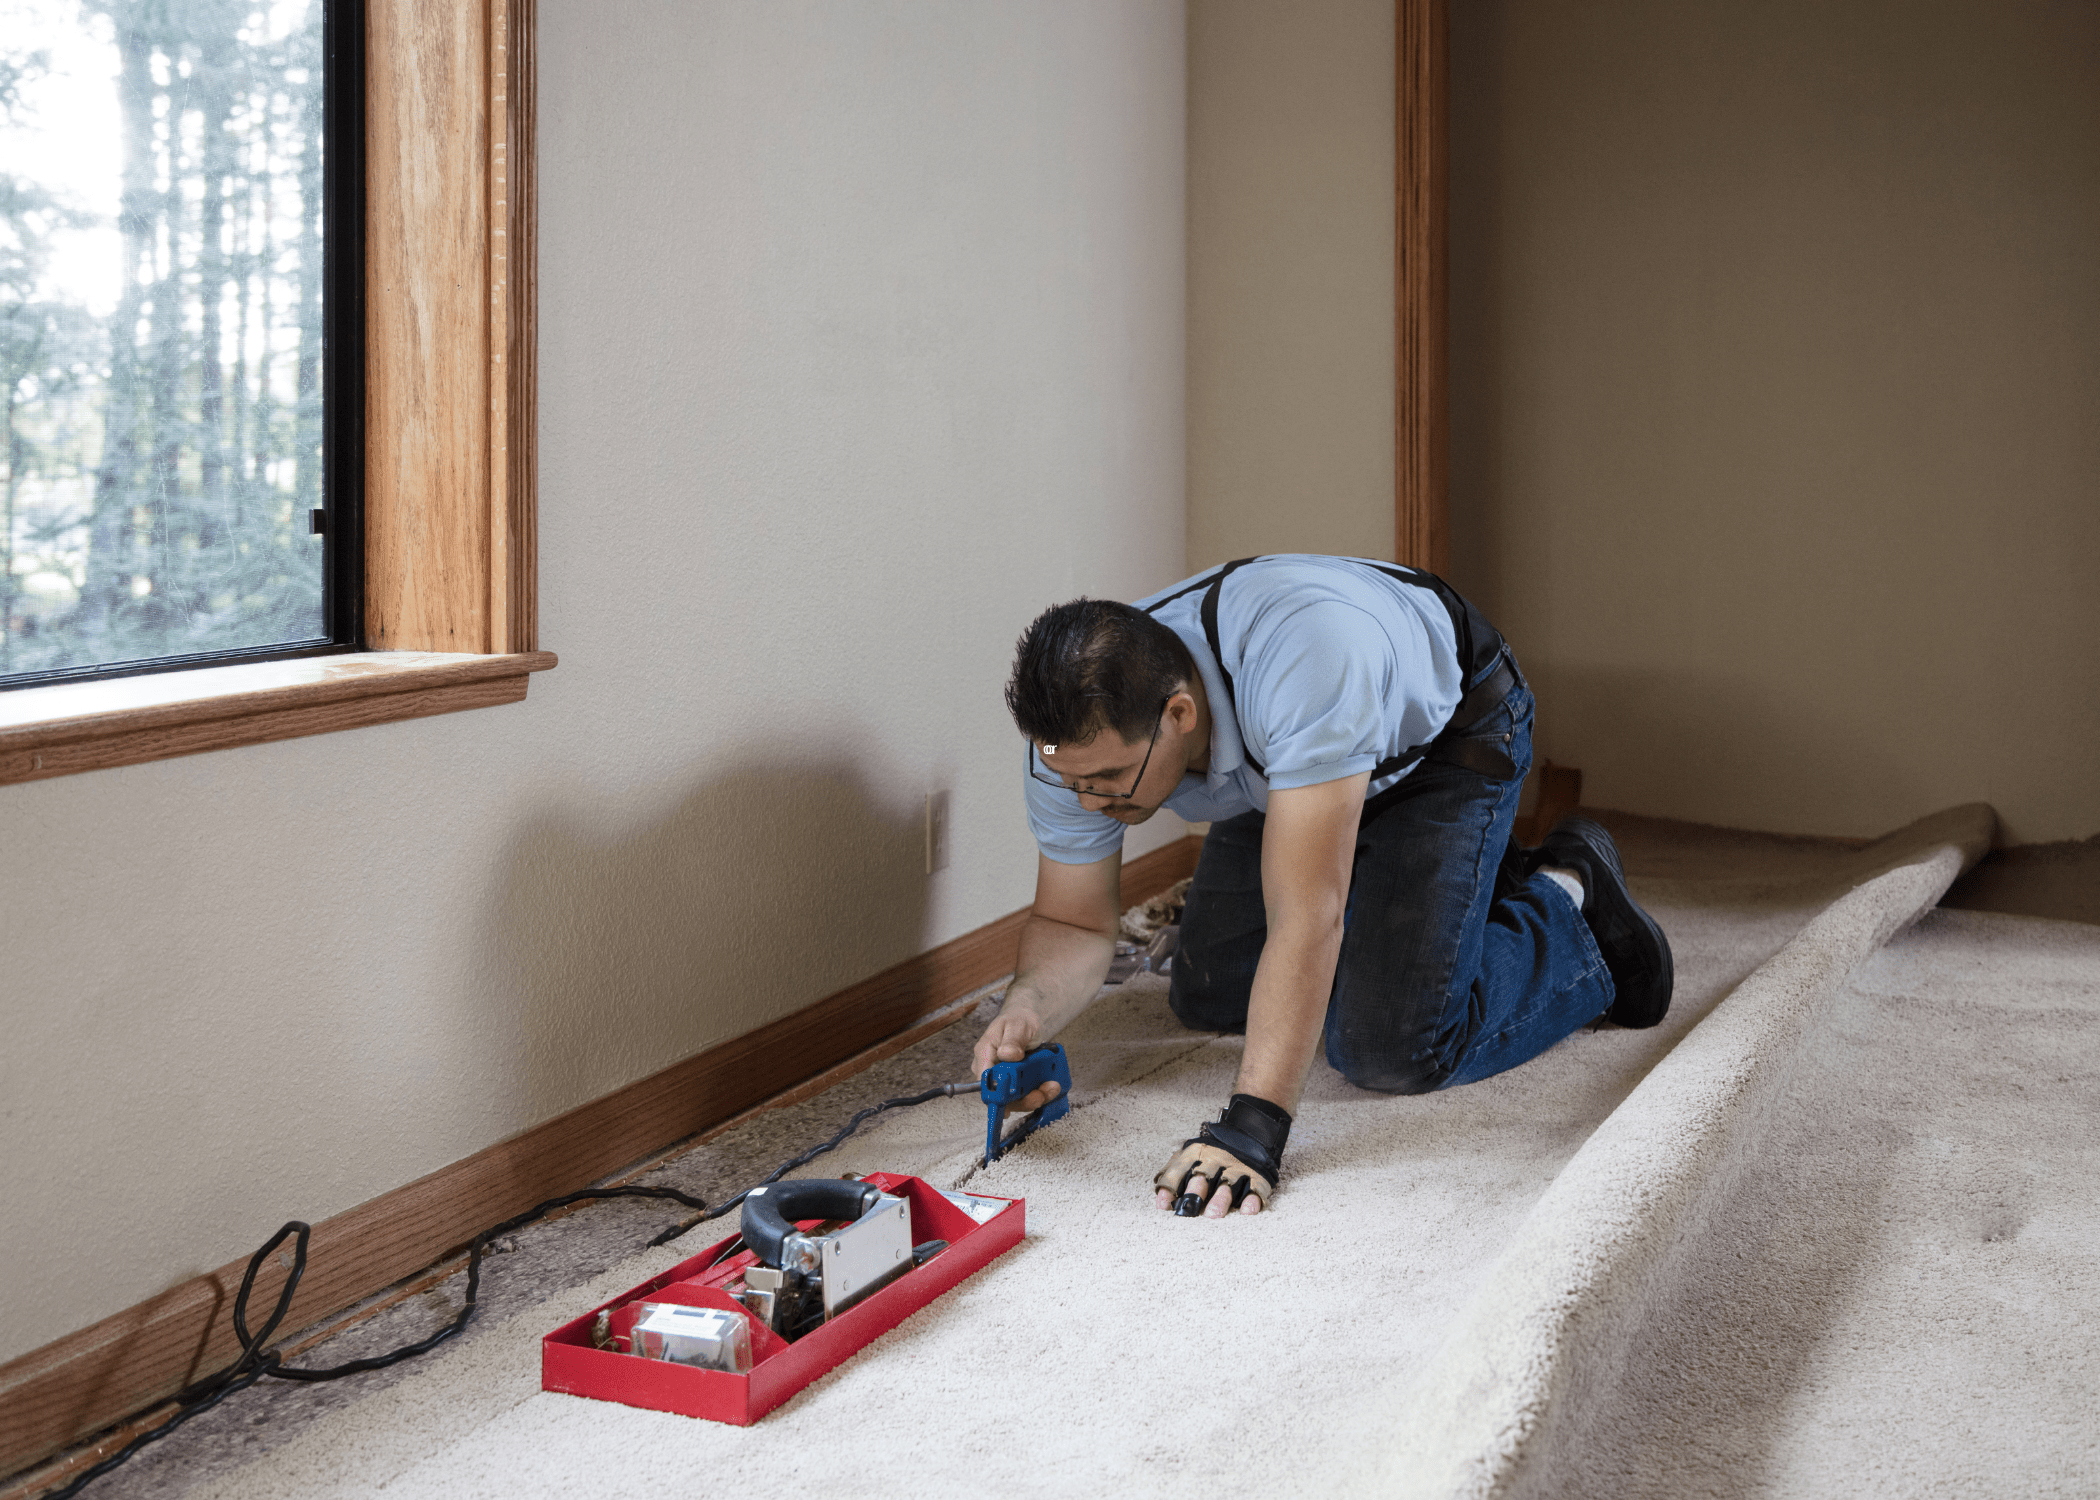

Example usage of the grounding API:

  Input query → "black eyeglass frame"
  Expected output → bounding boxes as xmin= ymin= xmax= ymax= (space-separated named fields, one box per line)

xmin=1026 ymin=698 xmax=1172 ymax=803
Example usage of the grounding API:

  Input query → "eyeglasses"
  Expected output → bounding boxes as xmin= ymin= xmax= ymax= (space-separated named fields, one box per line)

xmin=1026 ymin=700 xmax=1170 ymax=803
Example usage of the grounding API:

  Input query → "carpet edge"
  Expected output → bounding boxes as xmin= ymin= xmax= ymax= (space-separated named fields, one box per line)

xmin=1358 ymin=804 xmax=1993 ymax=1500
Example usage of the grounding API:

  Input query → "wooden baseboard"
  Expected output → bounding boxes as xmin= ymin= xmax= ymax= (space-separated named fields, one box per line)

xmin=0 ymin=835 xmax=1203 ymax=1484
xmin=1514 ymin=760 xmax=1583 ymax=847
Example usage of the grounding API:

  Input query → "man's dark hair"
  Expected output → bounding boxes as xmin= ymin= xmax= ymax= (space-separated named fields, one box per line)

xmin=1005 ymin=599 xmax=1197 ymax=746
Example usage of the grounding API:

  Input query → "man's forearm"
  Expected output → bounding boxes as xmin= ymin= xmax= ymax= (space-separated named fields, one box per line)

xmin=1002 ymin=911 xmax=1117 ymax=1038
xmin=1234 ymin=910 xmax=1345 ymax=1113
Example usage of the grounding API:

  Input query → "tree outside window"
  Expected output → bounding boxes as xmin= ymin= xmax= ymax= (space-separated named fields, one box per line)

xmin=1 ymin=0 xmax=333 ymax=684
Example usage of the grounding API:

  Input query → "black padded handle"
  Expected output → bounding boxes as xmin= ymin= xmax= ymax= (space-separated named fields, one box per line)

xmin=740 ymin=1179 xmax=884 ymax=1268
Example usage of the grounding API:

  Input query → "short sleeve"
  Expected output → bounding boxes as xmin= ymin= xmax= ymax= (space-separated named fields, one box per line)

xmin=1235 ymin=600 xmax=1395 ymax=791
xmin=1022 ymin=748 xmax=1128 ymax=864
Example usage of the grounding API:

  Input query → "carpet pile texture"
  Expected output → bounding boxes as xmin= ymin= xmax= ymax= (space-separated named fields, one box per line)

xmin=78 ymin=803 xmax=2100 ymax=1499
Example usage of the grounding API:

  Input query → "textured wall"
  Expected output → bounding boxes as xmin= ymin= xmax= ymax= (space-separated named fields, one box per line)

xmin=0 ymin=0 xmax=1187 ymax=1364
xmin=1448 ymin=0 xmax=2100 ymax=843
xmin=1187 ymin=0 xmax=1396 ymax=571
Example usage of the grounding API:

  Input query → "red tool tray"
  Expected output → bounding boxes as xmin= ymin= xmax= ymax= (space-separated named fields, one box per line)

xmin=542 ymin=1173 xmax=1022 ymax=1424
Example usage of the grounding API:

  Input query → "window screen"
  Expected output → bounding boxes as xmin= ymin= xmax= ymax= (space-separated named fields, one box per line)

xmin=0 ymin=0 xmax=358 ymax=688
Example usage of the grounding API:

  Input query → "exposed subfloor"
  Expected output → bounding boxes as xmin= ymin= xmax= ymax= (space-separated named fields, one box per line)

xmin=1942 ymin=832 xmax=2100 ymax=928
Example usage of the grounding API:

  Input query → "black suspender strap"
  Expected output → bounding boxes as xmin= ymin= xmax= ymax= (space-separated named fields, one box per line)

xmin=1196 ymin=557 xmax=1261 ymax=766
xmin=1143 ymin=556 xmax=1511 ymax=784
xmin=1138 ymin=561 xmax=1236 ymax=616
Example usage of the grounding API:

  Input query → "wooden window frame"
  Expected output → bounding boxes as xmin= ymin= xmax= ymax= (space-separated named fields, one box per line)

xmin=0 ymin=0 xmax=550 ymax=790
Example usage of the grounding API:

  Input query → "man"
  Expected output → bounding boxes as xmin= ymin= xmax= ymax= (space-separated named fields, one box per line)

xmin=971 ymin=555 xmax=1672 ymax=1218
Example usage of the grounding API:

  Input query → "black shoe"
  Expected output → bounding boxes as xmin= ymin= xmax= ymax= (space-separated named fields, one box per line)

xmin=1534 ymin=816 xmax=1673 ymax=1028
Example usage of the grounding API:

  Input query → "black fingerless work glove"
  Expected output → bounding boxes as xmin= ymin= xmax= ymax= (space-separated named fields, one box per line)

xmin=1152 ymin=1094 xmax=1293 ymax=1216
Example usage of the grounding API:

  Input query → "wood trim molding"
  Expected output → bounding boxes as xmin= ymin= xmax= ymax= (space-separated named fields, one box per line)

xmin=493 ymin=0 xmax=538 ymax=654
xmin=0 ymin=835 xmax=1203 ymax=1483
xmin=365 ymin=0 xmax=536 ymax=654
xmin=0 ymin=652 xmax=555 ymax=787
xmin=1514 ymin=760 xmax=1584 ymax=846
xmin=495 ymin=1 xmax=537 ymax=655
xmin=1395 ymin=0 xmax=1450 ymax=574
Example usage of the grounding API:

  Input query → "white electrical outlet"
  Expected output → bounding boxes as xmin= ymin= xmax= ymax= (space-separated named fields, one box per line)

xmin=925 ymin=790 xmax=951 ymax=874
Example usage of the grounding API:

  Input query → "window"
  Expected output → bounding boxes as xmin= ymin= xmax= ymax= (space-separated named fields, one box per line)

xmin=1 ymin=0 xmax=362 ymax=687
xmin=0 ymin=0 xmax=546 ymax=787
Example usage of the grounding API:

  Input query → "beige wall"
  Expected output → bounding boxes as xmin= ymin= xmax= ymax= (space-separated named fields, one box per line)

xmin=0 ymin=1 xmax=1188 ymax=1365
xmin=1448 ymin=0 xmax=2100 ymax=843
xmin=1187 ymin=0 xmax=1396 ymax=571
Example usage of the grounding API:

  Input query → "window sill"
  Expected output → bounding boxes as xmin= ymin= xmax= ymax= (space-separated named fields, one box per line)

xmin=0 ymin=650 xmax=557 ymax=787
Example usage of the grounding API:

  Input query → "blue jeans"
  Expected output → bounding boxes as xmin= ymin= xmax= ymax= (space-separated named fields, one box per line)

xmin=1167 ymin=667 xmax=1613 ymax=1093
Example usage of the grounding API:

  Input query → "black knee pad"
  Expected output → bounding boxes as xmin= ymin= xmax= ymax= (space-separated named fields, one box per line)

xmin=1167 ymin=968 xmax=1248 ymax=1035
xmin=1332 ymin=1052 xmax=1446 ymax=1096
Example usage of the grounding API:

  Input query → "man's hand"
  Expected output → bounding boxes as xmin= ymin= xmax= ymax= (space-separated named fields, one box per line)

xmin=1153 ymin=1096 xmax=1297 ymax=1220
xmin=1145 ymin=778 xmax=1360 ymax=1220
xmin=971 ymin=1006 xmax=1063 ymax=1113
xmin=1153 ymin=1169 xmax=1262 ymax=1217
xmin=970 ymin=851 xmax=1119 ymax=1110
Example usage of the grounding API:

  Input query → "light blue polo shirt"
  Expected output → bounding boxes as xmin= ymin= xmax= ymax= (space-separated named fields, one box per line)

xmin=1024 ymin=555 xmax=1466 ymax=864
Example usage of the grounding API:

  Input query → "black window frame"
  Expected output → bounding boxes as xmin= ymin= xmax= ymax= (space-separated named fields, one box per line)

xmin=0 ymin=0 xmax=365 ymax=692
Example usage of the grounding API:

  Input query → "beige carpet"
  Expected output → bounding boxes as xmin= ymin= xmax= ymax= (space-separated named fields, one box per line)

xmin=1546 ymin=904 xmax=2100 ymax=1497
xmin=138 ymin=803 xmax=2099 ymax=1500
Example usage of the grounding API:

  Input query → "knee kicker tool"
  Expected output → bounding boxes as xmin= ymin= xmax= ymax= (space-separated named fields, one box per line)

xmin=980 ymin=1043 xmax=1072 ymax=1165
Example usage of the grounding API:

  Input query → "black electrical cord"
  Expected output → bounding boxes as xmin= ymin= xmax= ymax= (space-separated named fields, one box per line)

xmin=40 ymin=1083 xmax=973 ymax=1498
xmin=646 ymin=1082 xmax=971 ymax=1247
xmin=43 ymin=1184 xmax=707 ymax=1500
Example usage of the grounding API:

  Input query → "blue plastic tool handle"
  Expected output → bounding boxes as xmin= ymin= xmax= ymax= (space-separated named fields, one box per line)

xmin=980 ymin=1043 xmax=1072 ymax=1164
